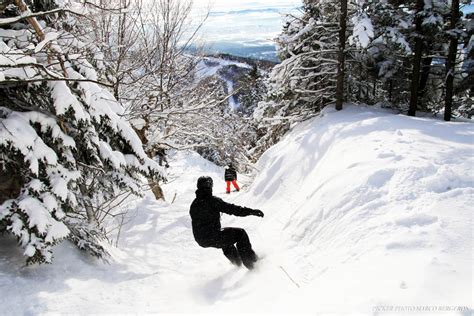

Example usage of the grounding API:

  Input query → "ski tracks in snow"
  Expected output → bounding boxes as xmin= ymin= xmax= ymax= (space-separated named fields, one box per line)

xmin=1 ymin=106 xmax=472 ymax=314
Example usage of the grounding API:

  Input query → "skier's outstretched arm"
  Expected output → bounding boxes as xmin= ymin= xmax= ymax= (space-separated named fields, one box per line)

xmin=213 ymin=197 xmax=264 ymax=217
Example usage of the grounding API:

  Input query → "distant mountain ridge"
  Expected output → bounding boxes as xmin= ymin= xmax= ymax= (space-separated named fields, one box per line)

xmin=209 ymin=7 xmax=282 ymax=16
xmin=207 ymin=53 xmax=278 ymax=70
xmin=194 ymin=54 xmax=269 ymax=114
xmin=188 ymin=43 xmax=280 ymax=62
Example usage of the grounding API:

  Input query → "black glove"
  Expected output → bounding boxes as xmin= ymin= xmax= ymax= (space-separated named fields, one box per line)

xmin=251 ymin=209 xmax=264 ymax=217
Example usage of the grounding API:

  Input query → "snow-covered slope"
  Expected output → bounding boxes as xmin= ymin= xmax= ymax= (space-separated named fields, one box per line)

xmin=244 ymin=105 xmax=473 ymax=312
xmin=0 ymin=105 xmax=472 ymax=314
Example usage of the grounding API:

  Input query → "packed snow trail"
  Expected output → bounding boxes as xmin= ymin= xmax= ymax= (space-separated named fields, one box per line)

xmin=0 ymin=105 xmax=472 ymax=314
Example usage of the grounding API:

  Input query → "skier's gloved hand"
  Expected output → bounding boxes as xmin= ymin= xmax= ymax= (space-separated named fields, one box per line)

xmin=251 ymin=209 xmax=264 ymax=217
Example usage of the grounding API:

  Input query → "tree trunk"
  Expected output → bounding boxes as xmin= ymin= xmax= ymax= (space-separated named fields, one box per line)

xmin=372 ymin=77 xmax=376 ymax=101
xmin=150 ymin=182 xmax=165 ymax=201
xmin=132 ymin=119 xmax=165 ymax=201
xmin=408 ymin=0 xmax=424 ymax=117
xmin=444 ymin=0 xmax=460 ymax=121
xmin=389 ymin=80 xmax=393 ymax=102
xmin=14 ymin=0 xmax=45 ymax=39
xmin=417 ymin=56 xmax=433 ymax=106
xmin=78 ymin=183 xmax=99 ymax=228
xmin=335 ymin=0 xmax=348 ymax=111
xmin=14 ymin=0 xmax=68 ymax=76
xmin=0 ymin=171 xmax=21 ymax=205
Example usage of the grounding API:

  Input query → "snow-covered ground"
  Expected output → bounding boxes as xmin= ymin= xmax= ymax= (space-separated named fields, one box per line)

xmin=0 ymin=105 xmax=472 ymax=314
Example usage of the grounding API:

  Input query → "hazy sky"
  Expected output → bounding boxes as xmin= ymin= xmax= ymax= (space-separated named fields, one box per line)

xmin=193 ymin=0 xmax=302 ymax=11
xmin=190 ymin=0 xmax=302 ymax=59
xmin=191 ymin=1 xmax=473 ymax=60
xmin=188 ymin=2 xmax=298 ymax=76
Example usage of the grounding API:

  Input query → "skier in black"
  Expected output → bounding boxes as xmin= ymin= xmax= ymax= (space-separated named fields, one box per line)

xmin=189 ymin=176 xmax=264 ymax=269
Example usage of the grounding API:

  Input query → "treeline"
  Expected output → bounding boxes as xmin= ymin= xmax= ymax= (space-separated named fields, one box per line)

xmin=0 ymin=0 xmax=175 ymax=264
xmin=0 ymin=0 xmax=263 ymax=264
xmin=1 ymin=0 xmax=472 ymax=264
xmin=252 ymin=0 xmax=473 ymax=157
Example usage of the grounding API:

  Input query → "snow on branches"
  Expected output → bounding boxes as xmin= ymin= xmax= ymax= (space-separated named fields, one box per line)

xmin=349 ymin=13 xmax=374 ymax=49
xmin=250 ymin=1 xmax=341 ymax=157
xmin=0 ymin=0 xmax=165 ymax=264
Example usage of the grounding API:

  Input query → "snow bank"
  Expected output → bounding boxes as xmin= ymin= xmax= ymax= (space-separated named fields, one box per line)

xmin=242 ymin=105 xmax=473 ymax=312
xmin=0 ymin=106 xmax=472 ymax=314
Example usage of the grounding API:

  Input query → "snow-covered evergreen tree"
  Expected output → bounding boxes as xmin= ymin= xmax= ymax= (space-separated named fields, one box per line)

xmin=457 ymin=7 xmax=474 ymax=117
xmin=270 ymin=1 xmax=339 ymax=114
xmin=0 ymin=0 xmax=165 ymax=264
xmin=346 ymin=0 xmax=412 ymax=108
xmin=248 ymin=0 xmax=473 ymax=161
xmin=233 ymin=64 xmax=268 ymax=117
xmin=250 ymin=0 xmax=342 ymax=158
xmin=358 ymin=0 xmax=471 ymax=117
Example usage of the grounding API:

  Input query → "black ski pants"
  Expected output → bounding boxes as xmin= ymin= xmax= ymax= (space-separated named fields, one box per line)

xmin=202 ymin=227 xmax=256 ymax=268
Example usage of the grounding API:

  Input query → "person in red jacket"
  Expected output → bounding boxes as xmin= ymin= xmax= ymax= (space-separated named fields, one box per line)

xmin=224 ymin=163 xmax=240 ymax=194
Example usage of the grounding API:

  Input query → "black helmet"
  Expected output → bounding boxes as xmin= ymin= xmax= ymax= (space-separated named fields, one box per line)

xmin=197 ymin=176 xmax=213 ymax=189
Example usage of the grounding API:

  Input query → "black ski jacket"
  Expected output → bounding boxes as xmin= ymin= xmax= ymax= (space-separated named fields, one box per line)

xmin=190 ymin=188 xmax=255 ymax=247
xmin=224 ymin=166 xmax=237 ymax=181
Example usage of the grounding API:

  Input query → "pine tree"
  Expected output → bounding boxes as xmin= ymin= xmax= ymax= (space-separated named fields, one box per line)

xmin=270 ymin=1 xmax=340 ymax=113
xmin=0 ymin=0 xmax=165 ymax=264
xmin=335 ymin=0 xmax=348 ymax=111
xmin=250 ymin=0 xmax=349 ymax=157
xmin=346 ymin=1 xmax=408 ymax=107
xmin=456 ymin=6 xmax=473 ymax=118
xmin=444 ymin=0 xmax=460 ymax=121
xmin=409 ymin=0 xmax=430 ymax=116
xmin=344 ymin=0 xmax=471 ymax=118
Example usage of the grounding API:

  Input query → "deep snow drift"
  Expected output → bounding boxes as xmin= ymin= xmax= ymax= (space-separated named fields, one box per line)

xmin=0 ymin=105 xmax=472 ymax=314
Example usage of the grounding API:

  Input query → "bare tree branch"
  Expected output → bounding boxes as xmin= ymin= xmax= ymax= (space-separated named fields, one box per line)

xmin=0 ymin=8 xmax=85 ymax=26
xmin=1 ymin=62 xmax=114 ymax=87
